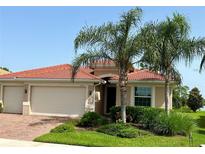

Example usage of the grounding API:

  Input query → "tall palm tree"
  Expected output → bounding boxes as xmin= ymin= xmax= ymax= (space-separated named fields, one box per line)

xmin=72 ymin=7 xmax=143 ymax=123
xmin=138 ymin=13 xmax=205 ymax=113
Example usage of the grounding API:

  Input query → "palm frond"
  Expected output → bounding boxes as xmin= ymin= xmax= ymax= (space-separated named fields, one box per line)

xmin=200 ymin=55 xmax=205 ymax=73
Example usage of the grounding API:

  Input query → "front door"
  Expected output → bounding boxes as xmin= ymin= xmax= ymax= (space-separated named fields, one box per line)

xmin=106 ymin=86 xmax=116 ymax=113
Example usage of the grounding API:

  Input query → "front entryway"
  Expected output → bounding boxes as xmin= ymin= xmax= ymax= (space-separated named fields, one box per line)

xmin=105 ymin=86 xmax=116 ymax=113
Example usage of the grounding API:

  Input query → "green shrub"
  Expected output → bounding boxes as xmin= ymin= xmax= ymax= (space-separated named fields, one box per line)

xmin=153 ymin=112 xmax=195 ymax=136
xmin=0 ymin=103 xmax=2 ymax=113
xmin=110 ymin=106 xmax=164 ymax=124
xmin=174 ymin=106 xmax=193 ymax=113
xmin=139 ymin=107 xmax=164 ymax=129
xmin=126 ymin=106 xmax=146 ymax=123
xmin=197 ymin=116 xmax=205 ymax=128
xmin=187 ymin=87 xmax=204 ymax=112
xmin=78 ymin=112 xmax=108 ymax=127
xmin=96 ymin=123 xmax=149 ymax=138
xmin=109 ymin=106 xmax=121 ymax=122
xmin=50 ymin=123 xmax=75 ymax=133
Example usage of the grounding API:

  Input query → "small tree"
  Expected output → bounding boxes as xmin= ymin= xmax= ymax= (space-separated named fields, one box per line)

xmin=173 ymin=85 xmax=189 ymax=108
xmin=187 ymin=87 xmax=204 ymax=112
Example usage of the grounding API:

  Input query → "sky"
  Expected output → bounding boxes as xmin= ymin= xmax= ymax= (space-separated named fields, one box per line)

xmin=0 ymin=6 xmax=205 ymax=96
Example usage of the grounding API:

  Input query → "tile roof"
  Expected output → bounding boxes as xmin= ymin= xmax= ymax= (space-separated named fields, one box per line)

xmin=111 ymin=69 xmax=164 ymax=81
xmin=0 ymin=64 xmax=164 ymax=81
xmin=0 ymin=64 xmax=100 ymax=80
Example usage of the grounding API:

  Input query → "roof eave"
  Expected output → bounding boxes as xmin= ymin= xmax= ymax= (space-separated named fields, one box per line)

xmin=0 ymin=78 xmax=101 ymax=83
xmin=109 ymin=79 xmax=176 ymax=84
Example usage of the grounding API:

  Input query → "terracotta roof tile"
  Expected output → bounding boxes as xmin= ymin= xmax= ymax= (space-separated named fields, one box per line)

xmin=0 ymin=64 xmax=100 ymax=80
xmin=111 ymin=69 xmax=164 ymax=81
xmin=0 ymin=64 xmax=164 ymax=81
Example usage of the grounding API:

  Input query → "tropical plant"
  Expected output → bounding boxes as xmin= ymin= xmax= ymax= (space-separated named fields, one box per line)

xmin=173 ymin=85 xmax=189 ymax=108
xmin=72 ymin=7 xmax=143 ymax=123
xmin=138 ymin=13 xmax=205 ymax=113
xmin=153 ymin=112 xmax=195 ymax=136
xmin=187 ymin=87 xmax=204 ymax=112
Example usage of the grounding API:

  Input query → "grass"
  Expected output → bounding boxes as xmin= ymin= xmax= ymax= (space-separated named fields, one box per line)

xmin=34 ymin=111 xmax=205 ymax=147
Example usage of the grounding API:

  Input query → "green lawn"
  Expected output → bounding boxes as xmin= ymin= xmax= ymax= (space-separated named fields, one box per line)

xmin=34 ymin=111 xmax=205 ymax=147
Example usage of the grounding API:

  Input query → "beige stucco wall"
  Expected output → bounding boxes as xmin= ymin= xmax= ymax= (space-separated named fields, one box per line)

xmin=93 ymin=68 xmax=118 ymax=76
xmin=155 ymin=87 xmax=164 ymax=108
xmin=155 ymin=87 xmax=172 ymax=109
xmin=115 ymin=83 xmax=173 ymax=109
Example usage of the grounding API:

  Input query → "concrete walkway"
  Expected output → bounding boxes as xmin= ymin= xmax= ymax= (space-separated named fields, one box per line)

xmin=0 ymin=138 xmax=78 ymax=147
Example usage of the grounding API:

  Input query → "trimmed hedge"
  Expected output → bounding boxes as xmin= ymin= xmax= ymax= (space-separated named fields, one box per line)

xmin=110 ymin=106 xmax=164 ymax=124
xmin=78 ymin=112 xmax=108 ymax=127
xmin=139 ymin=107 xmax=164 ymax=129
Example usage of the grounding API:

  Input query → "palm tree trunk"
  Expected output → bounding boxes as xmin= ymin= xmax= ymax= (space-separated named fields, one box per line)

xmin=164 ymin=78 xmax=170 ymax=114
xmin=119 ymin=69 xmax=128 ymax=123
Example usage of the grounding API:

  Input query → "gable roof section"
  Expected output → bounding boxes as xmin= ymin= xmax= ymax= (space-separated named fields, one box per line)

xmin=111 ymin=69 xmax=164 ymax=81
xmin=0 ymin=64 xmax=100 ymax=81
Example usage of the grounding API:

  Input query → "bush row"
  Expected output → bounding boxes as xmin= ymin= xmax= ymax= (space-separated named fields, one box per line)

xmin=110 ymin=106 xmax=163 ymax=126
xmin=110 ymin=106 xmax=195 ymax=136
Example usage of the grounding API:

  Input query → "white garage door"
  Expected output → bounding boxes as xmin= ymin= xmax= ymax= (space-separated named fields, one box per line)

xmin=3 ymin=86 xmax=24 ymax=113
xmin=31 ymin=86 xmax=86 ymax=116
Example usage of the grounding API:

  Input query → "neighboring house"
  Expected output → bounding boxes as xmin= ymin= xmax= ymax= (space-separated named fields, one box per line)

xmin=0 ymin=61 xmax=174 ymax=117
xmin=0 ymin=68 xmax=10 ymax=75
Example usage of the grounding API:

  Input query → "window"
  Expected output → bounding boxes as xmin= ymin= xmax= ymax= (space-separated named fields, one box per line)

xmin=134 ymin=87 xmax=152 ymax=106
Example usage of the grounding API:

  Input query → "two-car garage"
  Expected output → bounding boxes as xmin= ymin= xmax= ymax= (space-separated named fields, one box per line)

xmin=31 ymin=86 xmax=86 ymax=116
xmin=2 ymin=85 xmax=86 ymax=116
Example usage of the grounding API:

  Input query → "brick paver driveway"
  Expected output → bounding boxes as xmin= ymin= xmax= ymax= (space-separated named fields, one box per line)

xmin=0 ymin=113 xmax=69 ymax=141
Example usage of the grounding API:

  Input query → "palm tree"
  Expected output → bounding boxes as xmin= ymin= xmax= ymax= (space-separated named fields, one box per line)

xmin=72 ymin=7 xmax=143 ymax=123
xmin=200 ymin=54 xmax=205 ymax=72
xmin=138 ymin=13 xmax=205 ymax=113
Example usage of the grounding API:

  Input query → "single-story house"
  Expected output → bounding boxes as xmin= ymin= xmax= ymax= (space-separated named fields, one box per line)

xmin=0 ymin=61 xmax=174 ymax=117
